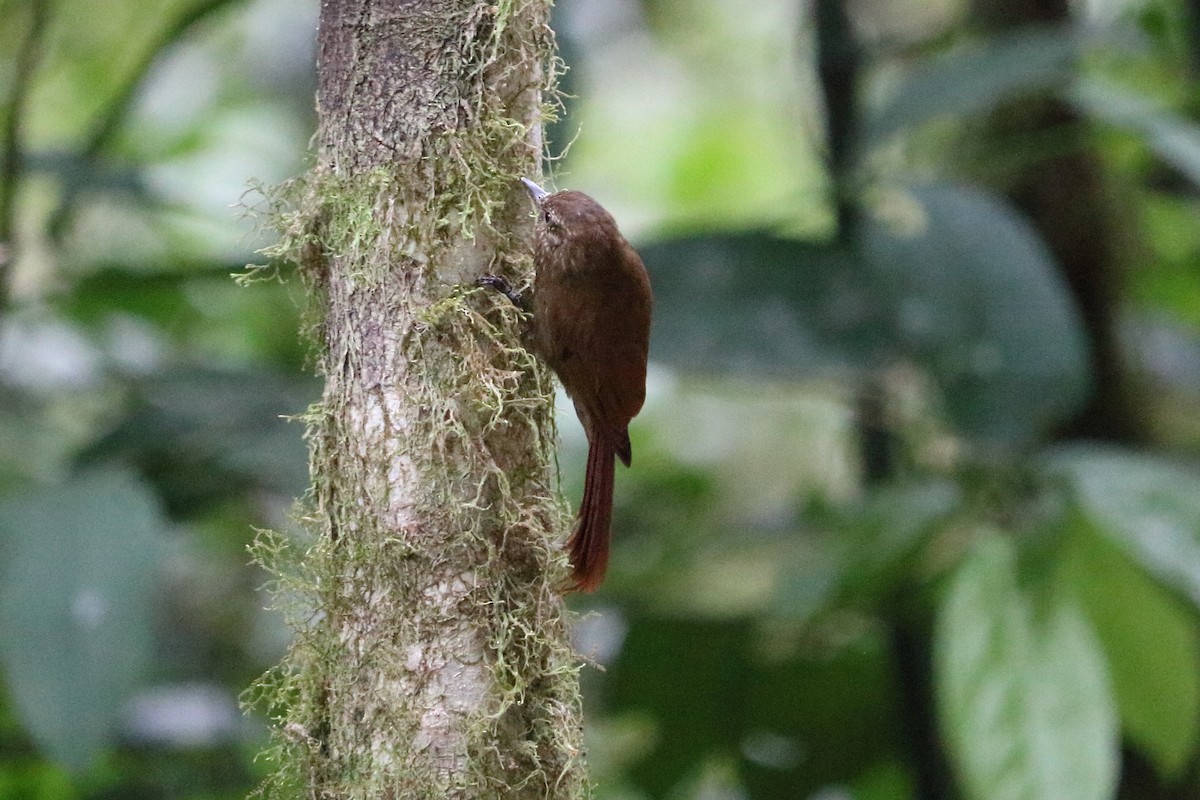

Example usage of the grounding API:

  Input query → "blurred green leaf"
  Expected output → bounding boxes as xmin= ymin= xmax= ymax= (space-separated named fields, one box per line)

xmin=866 ymin=26 xmax=1077 ymax=146
xmin=643 ymin=183 xmax=1089 ymax=444
xmin=1061 ymin=523 xmax=1200 ymax=780
xmin=61 ymin=264 xmax=211 ymax=329
xmin=79 ymin=366 xmax=315 ymax=515
xmin=828 ymin=479 xmax=961 ymax=604
xmin=1049 ymin=445 xmax=1200 ymax=608
xmin=770 ymin=480 xmax=961 ymax=621
xmin=743 ymin=631 xmax=908 ymax=799
xmin=863 ymin=183 xmax=1090 ymax=444
xmin=0 ymin=470 xmax=168 ymax=773
xmin=607 ymin=616 xmax=908 ymax=798
xmin=0 ymin=388 xmax=63 ymax=489
xmin=641 ymin=234 xmax=871 ymax=376
xmin=1135 ymin=197 xmax=1200 ymax=326
xmin=607 ymin=616 xmax=751 ymax=796
xmin=0 ymin=709 xmax=76 ymax=800
xmin=935 ymin=533 xmax=1118 ymax=800
xmin=58 ymin=262 xmax=309 ymax=367
xmin=23 ymin=0 xmax=247 ymax=151
xmin=1072 ymin=80 xmax=1200 ymax=188
xmin=849 ymin=759 xmax=917 ymax=800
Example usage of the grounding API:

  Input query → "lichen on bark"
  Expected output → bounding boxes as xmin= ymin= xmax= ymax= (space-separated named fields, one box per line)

xmin=244 ymin=0 xmax=587 ymax=797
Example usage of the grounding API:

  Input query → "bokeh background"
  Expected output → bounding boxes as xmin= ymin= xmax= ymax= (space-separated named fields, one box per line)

xmin=3 ymin=0 xmax=1200 ymax=798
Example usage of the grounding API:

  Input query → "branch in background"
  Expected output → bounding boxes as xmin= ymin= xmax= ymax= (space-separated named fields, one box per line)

xmin=44 ymin=0 xmax=242 ymax=243
xmin=970 ymin=0 xmax=1143 ymax=443
xmin=1185 ymin=0 xmax=1200 ymax=80
xmin=0 ymin=0 xmax=51 ymax=309
xmin=813 ymin=0 xmax=862 ymax=242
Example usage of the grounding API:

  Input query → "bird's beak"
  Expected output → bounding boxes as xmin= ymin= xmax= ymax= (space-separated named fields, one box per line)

xmin=520 ymin=177 xmax=549 ymax=205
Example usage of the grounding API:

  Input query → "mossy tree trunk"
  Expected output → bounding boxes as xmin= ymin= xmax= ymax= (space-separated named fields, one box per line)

xmin=254 ymin=1 xmax=587 ymax=797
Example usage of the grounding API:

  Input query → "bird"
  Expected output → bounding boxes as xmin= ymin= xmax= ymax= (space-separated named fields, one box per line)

xmin=478 ymin=178 xmax=652 ymax=591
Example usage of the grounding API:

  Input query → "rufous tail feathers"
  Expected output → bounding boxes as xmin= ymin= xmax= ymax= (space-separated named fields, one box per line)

xmin=568 ymin=434 xmax=617 ymax=591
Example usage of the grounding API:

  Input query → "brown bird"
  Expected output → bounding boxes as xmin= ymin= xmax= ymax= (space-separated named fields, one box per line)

xmin=479 ymin=178 xmax=653 ymax=591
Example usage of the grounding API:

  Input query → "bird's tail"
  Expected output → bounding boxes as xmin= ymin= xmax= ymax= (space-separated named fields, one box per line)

xmin=568 ymin=434 xmax=617 ymax=591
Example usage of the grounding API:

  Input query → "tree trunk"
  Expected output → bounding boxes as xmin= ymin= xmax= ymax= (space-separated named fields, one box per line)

xmin=970 ymin=0 xmax=1144 ymax=443
xmin=253 ymin=1 xmax=587 ymax=797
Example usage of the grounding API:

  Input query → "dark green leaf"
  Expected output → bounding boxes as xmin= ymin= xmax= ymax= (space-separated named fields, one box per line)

xmin=935 ymin=533 xmax=1117 ymax=800
xmin=862 ymin=183 xmax=1090 ymax=443
xmin=866 ymin=26 xmax=1078 ymax=146
xmin=832 ymin=479 xmax=961 ymax=602
xmin=60 ymin=265 xmax=208 ymax=328
xmin=606 ymin=615 xmax=908 ymax=798
xmin=606 ymin=616 xmax=752 ymax=795
xmin=643 ymin=183 xmax=1090 ymax=444
xmin=0 ymin=471 xmax=168 ymax=773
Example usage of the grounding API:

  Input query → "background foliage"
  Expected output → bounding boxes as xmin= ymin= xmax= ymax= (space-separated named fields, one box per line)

xmin=3 ymin=0 xmax=1200 ymax=798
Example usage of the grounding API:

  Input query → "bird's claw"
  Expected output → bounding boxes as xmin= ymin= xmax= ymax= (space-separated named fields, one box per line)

xmin=476 ymin=274 xmax=525 ymax=309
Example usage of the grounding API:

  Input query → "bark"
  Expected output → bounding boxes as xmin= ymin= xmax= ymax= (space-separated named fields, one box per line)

xmin=253 ymin=1 xmax=587 ymax=797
